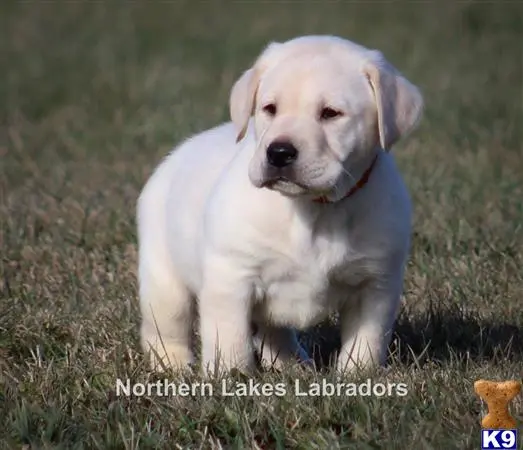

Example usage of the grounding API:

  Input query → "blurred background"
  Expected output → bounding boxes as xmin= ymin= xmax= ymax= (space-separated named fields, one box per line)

xmin=2 ymin=2 xmax=521 ymax=251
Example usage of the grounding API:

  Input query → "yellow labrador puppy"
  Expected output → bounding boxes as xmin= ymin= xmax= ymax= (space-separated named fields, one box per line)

xmin=137 ymin=35 xmax=423 ymax=374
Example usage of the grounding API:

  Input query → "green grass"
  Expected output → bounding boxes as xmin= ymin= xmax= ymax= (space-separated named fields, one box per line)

xmin=1 ymin=2 xmax=522 ymax=449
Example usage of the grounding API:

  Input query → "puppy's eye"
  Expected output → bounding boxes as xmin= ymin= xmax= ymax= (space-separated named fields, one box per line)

xmin=262 ymin=103 xmax=277 ymax=116
xmin=320 ymin=107 xmax=343 ymax=121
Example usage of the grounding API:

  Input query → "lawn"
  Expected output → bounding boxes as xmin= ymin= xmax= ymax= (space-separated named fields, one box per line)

xmin=1 ymin=2 xmax=522 ymax=449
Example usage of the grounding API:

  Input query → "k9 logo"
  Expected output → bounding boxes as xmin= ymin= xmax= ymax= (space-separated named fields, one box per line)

xmin=481 ymin=429 xmax=518 ymax=450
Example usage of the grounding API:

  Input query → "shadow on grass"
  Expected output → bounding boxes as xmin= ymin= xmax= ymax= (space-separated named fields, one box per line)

xmin=299 ymin=307 xmax=523 ymax=370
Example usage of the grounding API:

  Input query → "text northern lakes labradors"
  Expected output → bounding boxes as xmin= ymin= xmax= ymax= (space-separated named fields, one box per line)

xmin=116 ymin=378 xmax=409 ymax=398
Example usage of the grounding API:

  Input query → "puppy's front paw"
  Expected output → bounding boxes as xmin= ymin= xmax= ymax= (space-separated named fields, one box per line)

xmin=201 ymin=350 xmax=255 ymax=378
xmin=144 ymin=341 xmax=194 ymax=372
xmin=335 ymin=349 xmax=382 ymax=375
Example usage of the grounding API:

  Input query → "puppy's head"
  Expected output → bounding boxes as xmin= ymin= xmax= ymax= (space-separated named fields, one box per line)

xmin=229 ymin=35 xmax=423 ymax=200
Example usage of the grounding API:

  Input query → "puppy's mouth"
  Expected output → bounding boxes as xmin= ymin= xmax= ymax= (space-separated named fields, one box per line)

xmin=261 ymin=177 xmax=309 ymax=196
xmin=262 ymin=177 xmax=298 ymax=188
xmin=260 ymin=176 xmax=332 ymax=199
xmin=253 ymin=164 xmax=336 ymax=198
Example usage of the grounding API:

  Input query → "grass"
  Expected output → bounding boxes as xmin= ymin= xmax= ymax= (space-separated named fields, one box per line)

xmin=1 ymin=1 xmax=522 ymax=449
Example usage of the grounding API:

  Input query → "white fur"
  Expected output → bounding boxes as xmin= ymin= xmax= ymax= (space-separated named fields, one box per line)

xmin=137 ymin=35 xmax=423 ymax=374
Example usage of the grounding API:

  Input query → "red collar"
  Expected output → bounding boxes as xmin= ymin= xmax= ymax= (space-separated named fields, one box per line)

xmin=313 ymin=153 xmax=379 ymax=204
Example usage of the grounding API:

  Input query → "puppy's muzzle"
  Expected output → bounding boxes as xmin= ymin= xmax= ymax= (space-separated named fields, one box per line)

xmin=266 ymin=141 xmax=298 ymax=168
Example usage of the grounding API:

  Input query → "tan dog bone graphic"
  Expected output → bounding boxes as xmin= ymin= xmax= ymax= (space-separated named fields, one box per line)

xmin=474 ymin=379 xmax=522 ymax=429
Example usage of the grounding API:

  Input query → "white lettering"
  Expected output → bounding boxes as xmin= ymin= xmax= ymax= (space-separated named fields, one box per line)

xmin=344 ymin=383 xmax=358 ymax=396
xmin=372 ymin=383 xmax=387 ymax=397
xmin=115 ymin=378 xmax=130 ymax=396
xmin=483 ymin=430 xmax=501 ymax=448
xmin=501 ymin=430 xmax=516 ymax=448
xmin=358 ymin=379 xmax=372 ymax=396
xmin=221 ymin=379 xmax=235 ymax=396
xmin=133 ymin=382 xmax=145 ymax=396
xmin=396 ymin=383 xmax=409 ymax=396
xmin=294 ymin=379 xmax=309 ymax=396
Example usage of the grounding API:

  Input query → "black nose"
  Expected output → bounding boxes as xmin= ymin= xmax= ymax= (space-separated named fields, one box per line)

xmin=266 ymin=141 xmax=298 ymax=168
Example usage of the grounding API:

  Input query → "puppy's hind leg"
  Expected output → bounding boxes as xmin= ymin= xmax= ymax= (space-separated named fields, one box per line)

xmin=137 ymin=168 xmax=194 ymax=372
xmin=139 ymin=265 xmax=194 ymax=371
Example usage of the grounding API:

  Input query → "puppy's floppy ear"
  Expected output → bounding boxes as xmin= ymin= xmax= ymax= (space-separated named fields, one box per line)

xmin=229 ymin=67 xmax=260 ymax=142
xmin=363 ymin=50 xmax=423 ymax=150
xmin=229 ymin=42 xmax=281 ymax=142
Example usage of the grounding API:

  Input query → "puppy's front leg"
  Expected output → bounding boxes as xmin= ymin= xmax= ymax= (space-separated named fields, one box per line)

xmin=337 ymin=279 xmax=402 ymax=374
xmin=199 ymin=257 xmax=255 ymax=375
